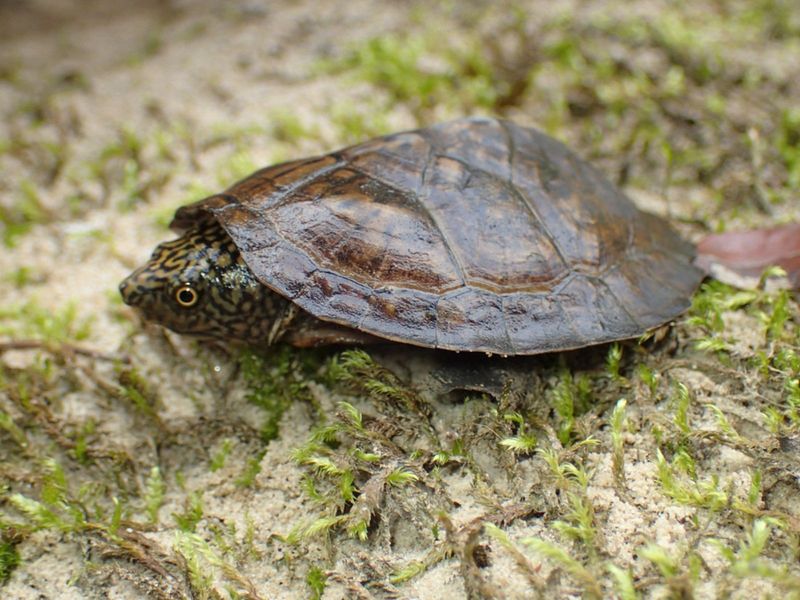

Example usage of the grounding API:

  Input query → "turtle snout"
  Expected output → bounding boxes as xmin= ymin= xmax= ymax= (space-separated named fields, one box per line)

xmin=119 ymin=278 xmax=135 ymax=306
xmin=119 ymin=274 xmax=146 ymax=307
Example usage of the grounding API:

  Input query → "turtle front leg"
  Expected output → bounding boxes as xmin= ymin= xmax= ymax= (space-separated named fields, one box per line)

xmin=283 ymin=311 xmax=383 ymax=348
xmin=267 ymin=302 xmax=299 ymax=345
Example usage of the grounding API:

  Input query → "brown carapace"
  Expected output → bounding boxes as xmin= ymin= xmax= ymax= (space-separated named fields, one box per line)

xmin=120 ymin=117 xmax=704 ymax=355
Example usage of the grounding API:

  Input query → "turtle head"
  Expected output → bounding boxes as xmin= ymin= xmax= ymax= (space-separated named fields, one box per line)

xmin=119 ymin=221 xmax=283 ymax=342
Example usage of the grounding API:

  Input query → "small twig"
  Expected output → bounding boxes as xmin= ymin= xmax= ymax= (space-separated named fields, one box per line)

xmin=0 ymin=339 xmax=128 ymax=363
xmin=323 ymin=571 xmax=376 ymax=600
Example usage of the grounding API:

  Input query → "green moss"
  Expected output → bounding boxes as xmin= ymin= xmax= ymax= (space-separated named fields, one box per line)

xmin=172 ymin=491 xmax=203 ymax=532
xmin=522 ymin=536 xmax=602 ymax=599
xmin=70 ymin=419 xmax=96 ymax=464
xmin=606 ymin=563 xmax=637 ymax=600
xmin=328 ymin=104 xmax=392 ymax=144
xmin=209 ymin=438 xmax=233 ymax=472
xmin=306 ymin=565 xmax=327 ymax=600
xmin=0 ymin=300 xmax=93 ymax=342
xmin=326 ymin=349 xmax=427 ymax=417
xmin=234 ymin=451 xmax=265 ymax=488
xmin=390 ymin=555 xmax=439 ymax=585
xmin=610 ymin=399 xmax=628 ymax=486
xmin=689 ymin=282 xmax=758 ymax=349
xmin=499 ymin=412 xmax=538 ymax=455
xmin=713 ymin=519 xmax=800 ymax=590
xmin=288 ymin=370 xmax=434 ymax=544
xmin=550 ymin=370 xmax=592 ymax=447
xmin=239 ymin=347 xmax=320 ymax=443
xmin=2 ymin=456 xmax=130 ymax=545
xmin=268 ymin=111 xmax=319 ymax=144
xmin=385 ymin=467 xmax=419 ymax=488
xmin=0 ymin=537 xmax=20 ymax=583
xmin=655 ymin=449 xmax=727 ymax=511
xmin=144 ymin=466 xmax=166 ymax=524
xmin=552 ymin=492 xmax=598 ymax=556
xmin=0 ymin=410 xmax=28 ymax=449
xmin=761 ymin=289 xmax=791 ymax=340
xmin=671 ymin=381 xmax=693 ymax=438
xmin=771 ymin=377 xmax=800 ymax=433
xmin=4 ymin=266 xmax=40 ymax=288
xmin=775 ymin=107 xmax=800 ymax=193
xmin=322 ymin=32 xmax=504 ymax=117
xmin=0 ymin=179 xmax=49 ymax=247
xmin=635 ymin=364 xmax=659 ymax=397
xmin=605 ymin=344 xmax=624 ymax=383
xmin=116 ymin=365 xmax=159 ymax=419
xmin=639 ymin=544 xmax=701 ymax=597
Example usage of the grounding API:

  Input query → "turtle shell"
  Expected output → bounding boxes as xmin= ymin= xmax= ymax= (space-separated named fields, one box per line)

xmin=171 ymin=117 xmax=703 ymax=355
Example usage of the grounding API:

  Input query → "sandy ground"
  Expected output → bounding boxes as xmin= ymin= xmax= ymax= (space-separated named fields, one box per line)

xmin=1 ymin=0 xmax=799 ymax=598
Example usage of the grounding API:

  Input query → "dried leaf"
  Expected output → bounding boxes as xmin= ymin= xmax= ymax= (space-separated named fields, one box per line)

xmin=695 ymin=223 xmax=800 ymax=290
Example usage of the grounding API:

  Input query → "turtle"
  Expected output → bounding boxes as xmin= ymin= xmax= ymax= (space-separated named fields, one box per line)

xmin=119 ymin=117 xmax=705 ymax=356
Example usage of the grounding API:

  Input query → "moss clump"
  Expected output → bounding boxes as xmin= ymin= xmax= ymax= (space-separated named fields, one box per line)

xmin=0 ymin=537 xmax=21 ymax=584
xmin=239 ymin=346 xmax=322 ymax=443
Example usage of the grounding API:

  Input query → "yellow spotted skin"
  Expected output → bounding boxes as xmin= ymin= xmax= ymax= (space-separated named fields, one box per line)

xmin=119 ymin=222 xmax=291 ymax=343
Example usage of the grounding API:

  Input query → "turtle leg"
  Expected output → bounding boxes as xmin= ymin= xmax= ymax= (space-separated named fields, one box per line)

xmin=267 ymin=302 xmax=299 ymax=345
xmin=284 ymin=313 xmax=383 ymax=348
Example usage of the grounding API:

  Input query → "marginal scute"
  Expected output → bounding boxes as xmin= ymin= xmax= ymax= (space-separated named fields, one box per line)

xmin=557 ymin=275 xmax=642 ymax=340
xmin=434 ymin=288 xmax=508 ymax=352
xmin=502 ymin=292 xmax=574 ymax=353
xmin=246 ymin=239 xmax=316 ymax=300
xmin=363 ymin=287 xmax=438 ymax=346
xmin=170 ymin=117 xmax=705 ymax=355
xmin=307 ymin=270 xmax=373 ymax=324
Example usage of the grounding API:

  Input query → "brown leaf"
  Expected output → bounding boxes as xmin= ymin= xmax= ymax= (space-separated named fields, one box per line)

xmin=695 ymin=223 xmax=800 ymax=290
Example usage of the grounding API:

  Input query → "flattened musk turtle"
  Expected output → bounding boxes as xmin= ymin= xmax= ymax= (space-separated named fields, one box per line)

xmin=120 ymin=117 xmax=704 ymax=355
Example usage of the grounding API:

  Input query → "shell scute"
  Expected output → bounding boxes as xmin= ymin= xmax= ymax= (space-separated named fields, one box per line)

xmin=421 ymin=165 xmax=566 ymax=292
xmin=268 ymin=183 xmax=461 ymax=291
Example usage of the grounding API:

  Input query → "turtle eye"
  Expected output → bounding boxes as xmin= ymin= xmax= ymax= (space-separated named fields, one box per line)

xmin=175 ymin=285 xmax=199 ymax=308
